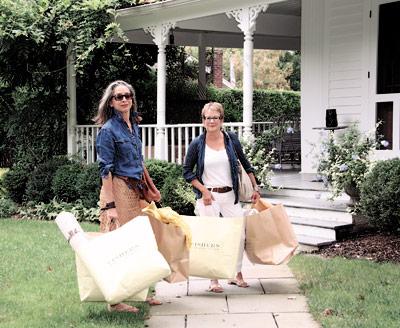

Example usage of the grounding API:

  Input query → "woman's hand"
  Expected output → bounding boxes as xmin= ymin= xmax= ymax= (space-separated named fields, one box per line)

xmin=202 ymin=189 xmax=215 ymax=206
xmin=106 ymin=207 xmax=118 ymax=220
xmin=251 ymin=190 xmax=260 ymax=204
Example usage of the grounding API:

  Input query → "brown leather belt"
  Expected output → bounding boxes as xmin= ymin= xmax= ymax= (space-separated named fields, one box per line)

xmin=207 ymin=186 xmax=233 ymax=193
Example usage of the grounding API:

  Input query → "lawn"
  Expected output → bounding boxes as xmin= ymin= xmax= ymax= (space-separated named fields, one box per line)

xmin=289 ymin=254 xmax=400 ymax=328
xmin=0 ymin=219 xmax=149 ymax=328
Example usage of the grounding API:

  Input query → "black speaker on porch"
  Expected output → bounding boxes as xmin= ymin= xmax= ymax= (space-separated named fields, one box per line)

xmin=325 ymin=109 xmax=338 ymax=128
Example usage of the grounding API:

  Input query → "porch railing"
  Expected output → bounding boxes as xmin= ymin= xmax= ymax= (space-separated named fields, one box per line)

xmin=75 ymin=122 xmax=276 ymax=165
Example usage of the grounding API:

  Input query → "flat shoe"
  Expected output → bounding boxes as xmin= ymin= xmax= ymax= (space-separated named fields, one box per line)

xmin=107 ymin=303 xmax=139 ymax=313
xmin=208 ymin=284 xmax=224 ymax=293
xmin=228 ymin=279 xmax=249 ymax=288
xmin=147 ymin=298 xmax=162 ymax=306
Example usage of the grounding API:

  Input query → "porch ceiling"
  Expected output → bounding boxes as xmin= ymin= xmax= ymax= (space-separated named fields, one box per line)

xmin=115 ymin=0 xmax=301 ymax=50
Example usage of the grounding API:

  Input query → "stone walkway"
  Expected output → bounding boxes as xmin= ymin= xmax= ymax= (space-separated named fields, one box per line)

xmin=146 ymin=256 xmax=320 ymax=328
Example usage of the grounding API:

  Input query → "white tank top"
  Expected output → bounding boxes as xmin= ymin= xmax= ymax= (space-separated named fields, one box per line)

xmin=202 ymin=145 xmax=232 ymax=188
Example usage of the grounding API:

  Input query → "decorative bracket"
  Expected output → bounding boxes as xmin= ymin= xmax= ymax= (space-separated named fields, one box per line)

xmin=227 ymin=5 xmax=269 ymax=36
xmin=144 ymin=22 xmax=176 ymax=46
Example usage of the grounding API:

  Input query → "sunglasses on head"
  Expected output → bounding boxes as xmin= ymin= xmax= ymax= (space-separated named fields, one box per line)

xmin=112 ymin=93 xmax=133 ymax=101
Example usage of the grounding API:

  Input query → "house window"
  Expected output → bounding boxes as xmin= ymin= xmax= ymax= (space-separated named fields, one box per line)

xmin=377 ymin=1 xmax=400 ymax=94
xmin=376 ymin=102 xmax=393 ymax=150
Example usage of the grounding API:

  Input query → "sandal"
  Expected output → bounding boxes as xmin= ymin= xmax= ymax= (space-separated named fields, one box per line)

xmin=228 ymin=279 xmax=249 ymax=288
xmin=107 ymin=303 xmax=139 ymax=313
xmin=208 ymin=284 xmax=224 ymax=293
xmin=147 ymin=297 xmax=162 ymax=306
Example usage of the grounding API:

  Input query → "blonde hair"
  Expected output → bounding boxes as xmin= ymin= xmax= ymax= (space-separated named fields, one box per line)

xmin=201 ymin=102 xmax=224 ymax=120
xmin=93 ymin=80 xmax=137 ymax=125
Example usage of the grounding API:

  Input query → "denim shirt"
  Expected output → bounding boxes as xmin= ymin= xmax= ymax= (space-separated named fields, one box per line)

xmin=96 ymin=110 xmax=143 ymax=179
xmin=183 ymin=131 xmax=254 ymax=204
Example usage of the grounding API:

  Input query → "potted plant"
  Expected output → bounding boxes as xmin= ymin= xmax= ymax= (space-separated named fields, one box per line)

xmin=315 ymin=125 xmax=379 ymax=205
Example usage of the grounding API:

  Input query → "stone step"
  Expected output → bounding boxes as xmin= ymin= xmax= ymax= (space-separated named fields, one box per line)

xmin=296 ymin=234 xmax=335 ymax=248
xmin=261 ymin=194 xmax=350 ymax=213
xmin=291 ymin=216 xmax=353 ymax=240
xmin=285 ymin=205 xmax=353 ymax=224
xmin=267 ymin=187 xmax=349 ymax=201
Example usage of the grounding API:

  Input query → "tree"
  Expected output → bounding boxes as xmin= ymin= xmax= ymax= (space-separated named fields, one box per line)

xmin=277 ymin=50 xmax=301 ymax=91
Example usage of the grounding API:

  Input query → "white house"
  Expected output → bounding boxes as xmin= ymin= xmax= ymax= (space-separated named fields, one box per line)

xmin=67 ymin=0 xmax=400 ymax=173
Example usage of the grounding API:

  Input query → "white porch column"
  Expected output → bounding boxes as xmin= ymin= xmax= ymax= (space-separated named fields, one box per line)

xmin=198 ymin=34 xmax=207 ymax=100
xmin=144 ymin=22 xmax=175 ymax=160
xmin=227 ymin=5 xmax=268 ymax=139
xmin=66 ymin=44 xmax=77 ymax=156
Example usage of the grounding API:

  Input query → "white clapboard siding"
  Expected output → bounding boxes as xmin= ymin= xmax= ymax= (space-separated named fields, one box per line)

xmin=325 ymin=0 xmax=366 ymax=126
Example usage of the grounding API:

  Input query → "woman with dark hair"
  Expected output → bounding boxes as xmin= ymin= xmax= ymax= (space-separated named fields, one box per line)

xmin=95 ymin=80 xmax=161 ymax=313
xmin=183 ymin=102 xmax=260 ymax=293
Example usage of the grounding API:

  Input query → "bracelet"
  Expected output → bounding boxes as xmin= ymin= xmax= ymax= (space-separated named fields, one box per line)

xmin=101 ymin=201 xmax=116 ymax=211
xmin=253 ymin=186 xmax=260 ymax=193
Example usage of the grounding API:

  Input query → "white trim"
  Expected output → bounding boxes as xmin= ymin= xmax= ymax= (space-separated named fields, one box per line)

xmin=116 ymin=0 xmax=283 ymax=31
xmin=369 ymin=0 xmax=400 ymax=158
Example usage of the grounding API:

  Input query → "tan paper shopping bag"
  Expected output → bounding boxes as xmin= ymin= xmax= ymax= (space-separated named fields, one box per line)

xmin=182 ymin=215 xmax=244 ymax=279
xmin=245 ymin=199 xmax=298 ymax=265
xmin=75 ymin=232 xmax=148 ymax=302
xmin=142 ymin=203 xmax=191 ymax=283
xmin=77 ymin=216 xmax=171 ymax=304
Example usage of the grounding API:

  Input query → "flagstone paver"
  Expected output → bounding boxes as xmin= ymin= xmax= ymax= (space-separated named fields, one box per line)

xmin=260 ymin=278 xmax=301 ymax=294
xmin=187 ymin=313 xmax=277 ymax=328
xmin=274 ymin=313 xmax=320 ymax=328
xmin=148 ymin=260 xmax=320 ymax=328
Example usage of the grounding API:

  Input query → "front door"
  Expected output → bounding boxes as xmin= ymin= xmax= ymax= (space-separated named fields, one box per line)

xmin=369 ymin=0 xmax=400 ymax=158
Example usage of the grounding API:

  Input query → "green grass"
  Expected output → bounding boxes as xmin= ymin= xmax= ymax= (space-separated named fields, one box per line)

xmin=289 ymin=254 xmax=400 ymax=328
xmin=0 ymin=219 xmax=149 ymax=328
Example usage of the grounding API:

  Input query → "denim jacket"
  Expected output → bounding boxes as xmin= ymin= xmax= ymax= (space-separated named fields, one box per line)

xmin=96 ymin=110 xmax=143 ymax=179
xmin=183 ymin=131 xmax=254 ymax=204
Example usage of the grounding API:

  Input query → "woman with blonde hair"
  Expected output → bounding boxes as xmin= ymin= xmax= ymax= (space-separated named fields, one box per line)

xmin=183 ymin=102 xmax=260 ymax=293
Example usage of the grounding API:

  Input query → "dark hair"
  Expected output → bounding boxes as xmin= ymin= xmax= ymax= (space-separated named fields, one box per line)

xmin=93 ymin=80 xmax=137 ymax=125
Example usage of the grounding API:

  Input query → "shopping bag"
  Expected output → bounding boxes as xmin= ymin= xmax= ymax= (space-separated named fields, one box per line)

xmin=56 ymin=213 xmax=171 ymax=304
xmin=75 ymin=232 xmax=148 ymax=302
xmin=245 ymin=199 xmax=298 ymax=265
xmin=142 ymin=202 xmax=191 ymax=283
xmin=182 ymin=215 xmax=244 ymax=279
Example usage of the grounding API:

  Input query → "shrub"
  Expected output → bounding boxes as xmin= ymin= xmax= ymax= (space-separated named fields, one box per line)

xmin=161 ymin=176 xmax=196 ymax=215
xmin=2 ymin=164 xmax=31 ymax=203
xmin=25 ymin=156 xmax=71 ymax=203
xmin=52 ymin=162 xmax=84 ymax=203
xmin=207 ymin=87 xmax=300 ymax=122
xmin=0 ymin=197 xmax=18 ymax=218
xmin=358 ymin=159 xmax=400 ymax=233
xmin=144 ymin=159 xmax=182 ymax=190
xmin=18 ymin=200 xmax=99 ymax=222
xmin=76 ymin=163 xmax=101 ymax=208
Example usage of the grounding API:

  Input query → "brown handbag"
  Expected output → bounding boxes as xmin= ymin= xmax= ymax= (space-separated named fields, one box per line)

xmin=140 ymin=166 xmax=161 ymax=203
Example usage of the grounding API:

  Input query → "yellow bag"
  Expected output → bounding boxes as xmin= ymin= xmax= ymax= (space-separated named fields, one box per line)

xmin=182 ymin=215 xmax=244 ymax=279
xmin=245 ymin=199 xmax=298 ymax=265
xmin=76 ymin=216 xmax=171 ymax=304
xmin=75 ymin=232 xmax=148 ymax=302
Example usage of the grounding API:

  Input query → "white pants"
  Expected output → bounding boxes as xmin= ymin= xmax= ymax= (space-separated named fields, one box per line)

xmin=195 ymin=190 xmax=245 ymax=272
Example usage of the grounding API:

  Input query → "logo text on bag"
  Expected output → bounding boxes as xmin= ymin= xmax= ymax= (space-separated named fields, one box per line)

xmin=107 ymin=245 xmax=139 ymax=266
xmin=193 ymin=241 xmax=221 ymax=249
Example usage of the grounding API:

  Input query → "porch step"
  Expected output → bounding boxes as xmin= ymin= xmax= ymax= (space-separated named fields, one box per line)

xmin=260 ymin=192 xmax=354 ymax=248
xmin=269 ymin=186 xmax=349 ymax=202
xmin=296 ymin=234 xmax=336 ymax=248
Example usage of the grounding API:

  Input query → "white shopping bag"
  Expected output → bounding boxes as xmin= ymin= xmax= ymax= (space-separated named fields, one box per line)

xmin=56 ymin=213 xmax=171 ymax=304
xmin=75 ymin=232 xmax=148 ymax=302
xmin=182 ymin=215 xmax=244 ymax=279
